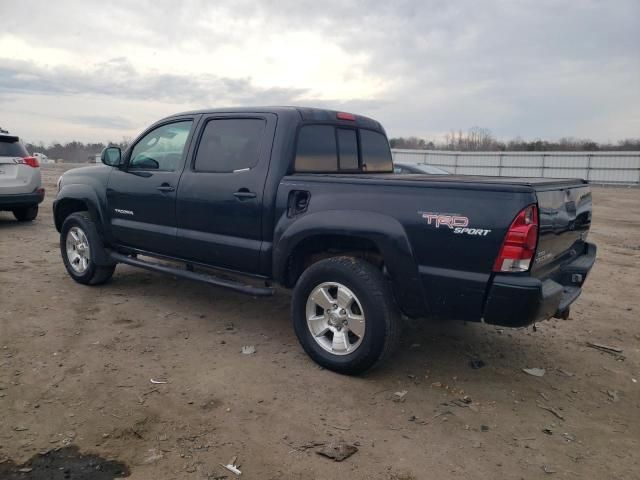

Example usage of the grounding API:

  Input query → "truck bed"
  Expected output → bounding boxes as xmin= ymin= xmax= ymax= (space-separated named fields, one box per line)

xmin=279 ymin=172 xmax=592 ymax=323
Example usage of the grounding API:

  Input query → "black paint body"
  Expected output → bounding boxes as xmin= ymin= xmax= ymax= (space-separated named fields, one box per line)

xmin=54 ymin=107 xmax=596 ymax=326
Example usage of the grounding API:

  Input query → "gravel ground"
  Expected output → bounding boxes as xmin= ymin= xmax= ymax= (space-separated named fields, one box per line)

xmin=0 ymin=164 xmax=638 ymax=479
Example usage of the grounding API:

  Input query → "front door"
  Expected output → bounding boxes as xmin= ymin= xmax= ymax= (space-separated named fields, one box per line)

xmin=107 ymin=119 xmax=195 ymax=256
xmin=176 ymin=114 xmax=276 ymax=273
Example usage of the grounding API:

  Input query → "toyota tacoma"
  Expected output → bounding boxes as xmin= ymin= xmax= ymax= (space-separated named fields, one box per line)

xmin=53 ymin=107 xmax=596 ymax=374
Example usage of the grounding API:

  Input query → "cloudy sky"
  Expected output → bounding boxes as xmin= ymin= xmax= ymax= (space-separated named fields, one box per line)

xmin=0 ymin=0 xmax=638 ymax=143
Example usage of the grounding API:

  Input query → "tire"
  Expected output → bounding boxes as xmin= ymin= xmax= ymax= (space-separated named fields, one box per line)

xmin=292 ymin=256 xmax=400 ymax=375
xmin=13 ymin=205 xmax=38 ymax=222
xmin=60 ymin=212 xmax=115 ymax=285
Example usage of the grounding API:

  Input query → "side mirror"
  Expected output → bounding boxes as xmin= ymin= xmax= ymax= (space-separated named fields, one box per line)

xmin=101 ymin=147 xmax=122 ymax=167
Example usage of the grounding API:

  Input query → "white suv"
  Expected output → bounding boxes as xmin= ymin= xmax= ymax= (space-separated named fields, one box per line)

xmin=0 ymin=128 xmax=44 ymax=221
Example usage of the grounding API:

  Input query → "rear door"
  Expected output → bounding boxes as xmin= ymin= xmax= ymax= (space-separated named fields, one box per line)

xmin=107 ymin=119 xmax=195 ymax=255
xmin=532 ymin=184 xmax=592 ymax=278
xmin=175 ymin=113 xmax=276 ymax=273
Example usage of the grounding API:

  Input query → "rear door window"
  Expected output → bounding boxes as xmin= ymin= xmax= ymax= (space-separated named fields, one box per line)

xmin=194 ymin=118 xmax=266 ymax=173
xmin=360 ymin=130 xmax=393 ymax=172
xmin=295 ymin=125 xmax=338 ymax=172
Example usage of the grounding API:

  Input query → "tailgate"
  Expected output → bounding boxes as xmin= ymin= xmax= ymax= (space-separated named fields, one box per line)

xmin=1 ymin=136 xmax=30 ymax=191
xmin=0 ymin=156 xmax=24 ymax=190
xmin=531 ymin=184 xmax=592 ymax=279
xmin=0 ymin=156 xmax=20 ymax=179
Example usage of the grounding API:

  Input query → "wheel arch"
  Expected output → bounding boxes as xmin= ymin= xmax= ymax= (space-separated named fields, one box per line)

xmin=282 ymin=233 xmax=383 ymax=287
xmin=273 ymin=210 xmax=428 ymax=317
xmin=54 ymin=185 xmax=105 ymax=233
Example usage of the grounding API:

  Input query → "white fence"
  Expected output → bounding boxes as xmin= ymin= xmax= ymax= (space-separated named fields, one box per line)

xmin=391 ymin=150 xmax=640 ymax=185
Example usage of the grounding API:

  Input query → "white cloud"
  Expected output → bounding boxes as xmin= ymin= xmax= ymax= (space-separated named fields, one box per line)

xmin=0 ymin=0 xmax=638 ymax=143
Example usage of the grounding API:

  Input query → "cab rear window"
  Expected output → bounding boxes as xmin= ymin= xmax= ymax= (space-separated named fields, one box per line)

xmin=295 ymin=125 xmax=337 ymax=172
xmin=360 ymin=130 xmax=393 ymax=172
xmin=294 ymin=125 xmax=392 ymax=173
xmin=337 ymin=128 xmax=358 ymax=170
xmin=0 ymin=137 xmax=28 ymax=157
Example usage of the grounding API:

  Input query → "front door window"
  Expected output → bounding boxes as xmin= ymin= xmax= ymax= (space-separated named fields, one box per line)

xmin=129 ymin=121 xmax=192 ymax=171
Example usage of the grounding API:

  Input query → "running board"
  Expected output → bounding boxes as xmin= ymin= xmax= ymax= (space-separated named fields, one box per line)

xmin=109 ymin=252 xmax=274 ymax=297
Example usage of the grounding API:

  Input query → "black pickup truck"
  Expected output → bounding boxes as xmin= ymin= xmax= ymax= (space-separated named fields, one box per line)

xmin=54 ymin=107 xmax=596 ymax=374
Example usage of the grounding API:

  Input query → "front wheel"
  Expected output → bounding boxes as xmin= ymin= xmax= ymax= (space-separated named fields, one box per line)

xmin=292 ymin=256 xmax=400 ymax=375
xmin=60 ymin=212 xmax=115 ymax=285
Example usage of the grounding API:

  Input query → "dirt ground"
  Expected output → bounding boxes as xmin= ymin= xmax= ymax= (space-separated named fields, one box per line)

xmin=1 ymin=164 xmax=639 ymax=479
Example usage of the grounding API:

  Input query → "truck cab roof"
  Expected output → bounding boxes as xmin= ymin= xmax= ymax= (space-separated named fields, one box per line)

xmin=165 ymin=106 xmax=385 ymax=131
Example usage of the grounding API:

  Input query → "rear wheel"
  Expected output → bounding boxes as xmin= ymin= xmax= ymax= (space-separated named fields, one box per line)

xmin=13 ymin=205 xmax=38 ymax=221
xmin=292 ymin=256 xmax=400 ymax=375
xmin=60 ymin=212 xmax=115 ymax=285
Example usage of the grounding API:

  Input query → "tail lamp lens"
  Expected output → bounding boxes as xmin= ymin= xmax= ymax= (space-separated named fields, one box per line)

xmin=493 ymin=204 xmax=539 ymax=272
xmin=18 ymin=156 xmax=40 ymax=168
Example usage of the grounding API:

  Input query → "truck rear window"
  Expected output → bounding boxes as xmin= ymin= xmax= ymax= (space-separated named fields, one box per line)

xmin=337 ymin=128 xmax=358 ymax=170
xmin=295 ymin=125 xmax=337 ymax=172
xmin=294 ymin=125 xmax=392 ymax=173
xmin=0 ymin=137 xmax=28 ymax=157
xmin=360 ymin=130 xmax=393 ymax=172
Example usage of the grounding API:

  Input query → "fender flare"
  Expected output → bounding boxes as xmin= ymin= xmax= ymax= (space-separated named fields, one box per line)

xmin=53 ymin=185 xmax=113 ymax=265
xmin=273 ymin=210 xmax=427 ymax=317
xmin=54 ymin=184 xmax=106 ymax=232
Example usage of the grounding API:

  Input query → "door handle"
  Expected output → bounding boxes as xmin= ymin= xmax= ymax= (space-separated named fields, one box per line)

xmin=233 ymin=189 xmax=257 ymax=200
xmin=157 ymin=184 xmax=175 ymax=192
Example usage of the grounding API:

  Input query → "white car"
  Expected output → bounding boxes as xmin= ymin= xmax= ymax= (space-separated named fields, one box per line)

xmin=33 ymin=152 xmax=54 ymax=164
xmin=0 ymin=128 xmax=44 ymax=221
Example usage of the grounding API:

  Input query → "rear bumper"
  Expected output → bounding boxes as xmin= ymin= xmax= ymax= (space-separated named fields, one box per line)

xmin=0 ymin=189 xmax=45 ymax=209
xmin=482 ymin=242 xmax=596 ymax=327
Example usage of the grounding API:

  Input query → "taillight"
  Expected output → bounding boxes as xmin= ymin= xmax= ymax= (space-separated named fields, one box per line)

xmin=493 ymin=204 xmax=539 ymax=272
xmin=18 ymin=156 xmax=40 ymax=168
